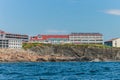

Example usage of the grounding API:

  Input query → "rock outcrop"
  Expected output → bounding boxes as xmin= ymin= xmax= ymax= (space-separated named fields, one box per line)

xmin=0 ymin=45 xmax=120 ymax=62
xmin=29 ymin=45 xmax=120 ymax=61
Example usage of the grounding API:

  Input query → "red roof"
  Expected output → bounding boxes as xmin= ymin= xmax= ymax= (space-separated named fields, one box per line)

xmin=30 ymin=36 xmax=39 ymax=40
xmin=30 ymin=35 xmax=69 ymax=40
xmin=0 ymin=30 xmax=6 ymax=34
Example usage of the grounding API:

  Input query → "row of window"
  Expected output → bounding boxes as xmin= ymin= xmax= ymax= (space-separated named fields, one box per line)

xmin=9 ymin=43 xmax=22 ymax=45
xmin=0 ymin=40 xmax=8 ymax=41
xmin=6 ymin=36 xmax=28 ymax=39
xmin=9 ymin=42 xmax=22 ymax=44
xmin=9 ymin=40 xmax=22 ymax=42
xmin=9 ymin=46 xmax=22 ymax=48
xmin=70 ymin=39 xmax=103 ymax=41
xmin=69 ymin=36 xmax=102 ymax=38
xmin=70 ymin=38 xmax=102 ymax=39
xmin=0 ymin=45 xmax=9 ymax=48
xmin=70 ymin=38 xmax=102 ymax=40
xmin=9 ymin=45 xmax=22 ymax=47
xmin=6 ymin=34 xmax=28 ymax=37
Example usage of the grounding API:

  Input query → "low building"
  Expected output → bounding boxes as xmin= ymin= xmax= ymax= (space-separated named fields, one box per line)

xmin=30 ymin=34 xmax=70 ymax=44
xmin=69 ymin=33 xmax=103 ymax=44
xmin=104 ymin=38 xmax=120 ymax=47
xmin=0 ymin=30 xmax=29 ymax=49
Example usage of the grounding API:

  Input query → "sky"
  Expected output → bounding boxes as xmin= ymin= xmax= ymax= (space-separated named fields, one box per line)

xmin=0 ymin=0 xmax=120 ymax=40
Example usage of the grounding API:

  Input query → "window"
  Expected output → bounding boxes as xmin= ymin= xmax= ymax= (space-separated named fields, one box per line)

xmin=89 ymin=40 xmax=95 ymax=41
xmin=38 ymin=35 xmax=42 ymax=39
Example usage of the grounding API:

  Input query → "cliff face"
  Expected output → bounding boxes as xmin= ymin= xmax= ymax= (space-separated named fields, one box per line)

xmin=29 ymin=45 xmax=120 ymax=61
xmin=0 ymin=45 xmax=120 ymax=62
xmin=0 ymin=49 xmax=39 ymax=62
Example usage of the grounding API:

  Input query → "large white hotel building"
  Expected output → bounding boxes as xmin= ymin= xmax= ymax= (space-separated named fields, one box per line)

xmin=69 ymin=33 xmax=103 ymax=44
xmin=0 ymin=30 xmax=28 ymax=48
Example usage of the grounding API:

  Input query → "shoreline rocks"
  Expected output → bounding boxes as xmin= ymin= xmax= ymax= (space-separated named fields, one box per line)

xmin=0 ymin=49 xmax=78 ymax=62
xmin=0 ymin=45 xmax=120 ymax=62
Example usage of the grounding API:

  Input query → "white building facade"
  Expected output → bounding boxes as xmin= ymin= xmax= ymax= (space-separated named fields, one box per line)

xmin=105 ymin=38 xmax=120 ymax=47
xmin=69 ymin=33 xmax=103 ymax=44
xmin=8 ymin=39 xmax=22 ymax=49
xmin=0 ymin=30 xmax=28 ymax=49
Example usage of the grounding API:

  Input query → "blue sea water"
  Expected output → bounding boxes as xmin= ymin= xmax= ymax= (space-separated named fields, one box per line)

xmin=0 ymin=62 xmax=120 ymax=80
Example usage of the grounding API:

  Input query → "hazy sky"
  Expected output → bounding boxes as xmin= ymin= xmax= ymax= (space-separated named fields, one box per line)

xmin=0 ymin=0 xmax=120 ymax=40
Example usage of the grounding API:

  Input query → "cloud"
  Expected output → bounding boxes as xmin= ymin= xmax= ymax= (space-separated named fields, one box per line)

xmin=104 ymin=9 xmax=120 ymax=16
xmin=45 ymin=29 xmax=68 ymax=34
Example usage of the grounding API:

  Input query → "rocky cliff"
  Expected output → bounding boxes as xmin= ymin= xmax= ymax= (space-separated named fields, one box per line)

xmin=0 ymin=44 xmax=120 ymax=62
xmin=29 ymin=45 xmax=120 ymax=62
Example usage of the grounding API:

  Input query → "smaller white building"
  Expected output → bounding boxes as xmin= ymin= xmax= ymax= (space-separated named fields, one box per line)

xmin=104 ymin=38 xmax=120 ymax=47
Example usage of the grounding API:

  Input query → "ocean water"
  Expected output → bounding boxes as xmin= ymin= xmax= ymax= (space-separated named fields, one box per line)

xmin=0 ymin=62 xmax=120 ymax=80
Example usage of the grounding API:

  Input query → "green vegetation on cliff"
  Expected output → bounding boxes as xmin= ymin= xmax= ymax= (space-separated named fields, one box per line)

xmin=23 ymin=43 xmax=110 ymax=50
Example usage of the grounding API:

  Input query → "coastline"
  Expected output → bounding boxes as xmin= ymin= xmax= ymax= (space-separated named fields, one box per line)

xmin=0 ymin=44 xmax=120 ymax=62
xmin=0 ymin=49 xmax=79 ymax=62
